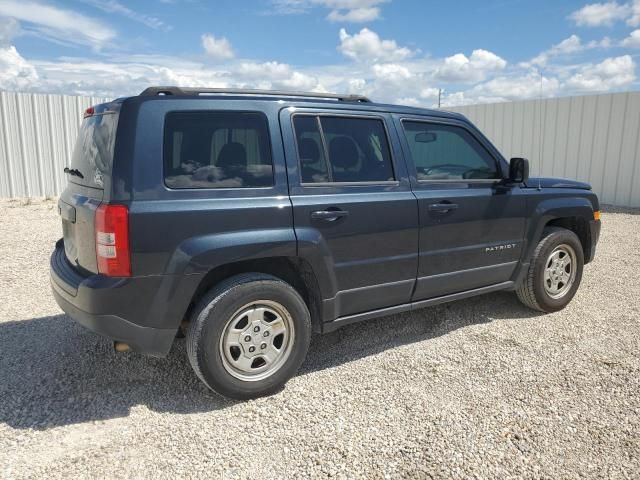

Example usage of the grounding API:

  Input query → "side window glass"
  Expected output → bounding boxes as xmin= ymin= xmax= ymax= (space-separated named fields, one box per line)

xmin=402 ymin=121 xmax=499 ymax=181
xmin=292 ymin=116 xmax=329 ymax=183
xmin=320 ymin=117 xmax=394 ymax=183
xmin=164 ymin=111 xmax=273 ymax=189
xmin=293 ymin=115 xmax=395 ymax=183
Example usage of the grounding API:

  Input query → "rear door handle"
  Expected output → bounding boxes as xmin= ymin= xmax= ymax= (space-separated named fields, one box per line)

xmin=311 ymin=209 xmax=349 ymax=221
xmin=428 ymin=202 xmax=459 ymax=213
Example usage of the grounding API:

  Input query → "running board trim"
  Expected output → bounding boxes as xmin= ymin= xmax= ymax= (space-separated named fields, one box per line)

xmin=322 ymin=281 xmax=514 ymax=333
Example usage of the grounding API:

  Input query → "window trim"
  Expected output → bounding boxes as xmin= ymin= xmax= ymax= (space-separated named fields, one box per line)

xmin=162 ymin=109 xmax=275 ymax=191
xmin=399 ymin=117 xmax=505 ymax=184
xmin=291 ymin=112 xmax=399 ymax=187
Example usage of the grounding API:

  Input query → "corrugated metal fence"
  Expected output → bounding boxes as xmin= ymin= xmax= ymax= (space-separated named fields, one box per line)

xmin=449 ymin=91 xmax=640 ymax=207
xmin=0 ymin=91 xmax=109 ymax=198
xmin=0 ymin=90 xmax=639 ymax=206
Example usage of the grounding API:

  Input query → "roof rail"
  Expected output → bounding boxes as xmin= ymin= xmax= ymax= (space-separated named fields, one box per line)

xmin=138 ymin=86 xmax=371 ymax=103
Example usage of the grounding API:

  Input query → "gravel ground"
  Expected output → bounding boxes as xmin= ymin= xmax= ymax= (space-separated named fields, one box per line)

xmin=0 ymin=198 xmax=639 ymax=479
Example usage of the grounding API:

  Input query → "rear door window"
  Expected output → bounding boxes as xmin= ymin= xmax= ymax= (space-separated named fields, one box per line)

xmin=293 ymin=115 xmax=395 ymax=183
xmin=401 ymin=121 xmax=499 ymax=181
xmin=164 ymin=111 xmax=273 ymax=189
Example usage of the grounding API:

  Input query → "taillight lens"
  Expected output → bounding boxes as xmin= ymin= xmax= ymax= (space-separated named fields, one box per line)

xmin=95 ymin=204 xmax=131 ymax=277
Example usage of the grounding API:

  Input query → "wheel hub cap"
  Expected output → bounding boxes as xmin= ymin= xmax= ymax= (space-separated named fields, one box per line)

xmin=543 ymin=244 xmax=577 ymax=299
xmin=219 ymin=301 xmax=294 ymax=381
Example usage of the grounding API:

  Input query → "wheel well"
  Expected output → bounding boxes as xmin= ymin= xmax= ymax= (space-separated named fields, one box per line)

xmin=186 ymin=257 xmax=323 ymax=333
xmin=545 ymin=216 xmax=592 ymax=263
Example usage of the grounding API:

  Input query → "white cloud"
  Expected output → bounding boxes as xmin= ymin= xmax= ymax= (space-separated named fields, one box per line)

xmin=327 ymin=7 xmax=379 ymax=22
xmin=436 ymin=49 xmax=506 ymax=83
xmin=472 ymin=73 xmax=561 ymax=100
xmin=80 ymin=0 xmax=171 ymax=32
xmin=0 ymin=45 xmax=39 ymax=90
xmin=338 ymin=28 xmax=412 ymax=62
xmin=272 ymin=0 xmax=387 ymax=22
xmin=0 ymin=0 xmax=116 ymax=49
xmin=372 ymin=62 xmax=412 ymax=82
xmin=0 ymin=17 xmax=19 ymax=47
xmin=201 ymin=34 xmax=234 ymax=60
xmin=622 ymin=28 xmax=640 ymax=46
xmin=629 ymin=0 xmax=640 ymax=25
xmin=569 ymin=2 xmax=630 ymax=26
xmin=527 ymin=34 xmax=611 ymax=67
xmin=236 ymin=61 xmax=320 ymax=90
xmin=566 ymin=55 xmax=636 ymax=91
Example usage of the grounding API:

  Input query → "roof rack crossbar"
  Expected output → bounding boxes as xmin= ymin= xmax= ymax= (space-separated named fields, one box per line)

xmin=139 ymin=86 xmax=371 ymax=103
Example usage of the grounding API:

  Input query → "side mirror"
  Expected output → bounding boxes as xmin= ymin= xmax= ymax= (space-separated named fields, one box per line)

xmin=508 ymin=157 xmax=529 ymax=183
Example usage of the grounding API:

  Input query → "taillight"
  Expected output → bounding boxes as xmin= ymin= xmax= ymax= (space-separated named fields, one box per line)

xmin=95 ymin=204 xmax=131 ymax=277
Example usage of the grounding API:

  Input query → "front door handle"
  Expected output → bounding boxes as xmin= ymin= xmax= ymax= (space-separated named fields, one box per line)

xmin=311 ymin=209 xmax=349 ymax=221
xmin=428 ymin=202 xmax=459 ymax=213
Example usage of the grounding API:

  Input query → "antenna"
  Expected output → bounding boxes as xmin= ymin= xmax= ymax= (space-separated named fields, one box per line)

xmin=537 ymin=72 xmax=543 ymax=190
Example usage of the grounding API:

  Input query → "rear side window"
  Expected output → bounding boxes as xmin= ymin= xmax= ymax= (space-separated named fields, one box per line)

xmin=70 ymin=111 xmax=118 ymax=188
xmin=401 ymin=121 xmax=499 ymax=181
xmin=293 ymin=115 xmax=395 ymax=183
xmin=164 ymin=111 xmax=273 ymax=189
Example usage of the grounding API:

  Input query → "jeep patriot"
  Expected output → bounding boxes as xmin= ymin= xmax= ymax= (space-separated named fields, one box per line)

xmin=50 ymin=87 xmax=601 ymax=399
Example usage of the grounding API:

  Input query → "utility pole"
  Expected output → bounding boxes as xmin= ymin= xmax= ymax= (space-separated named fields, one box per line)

xmin=437 ymin=88 xmax=442 ymax=109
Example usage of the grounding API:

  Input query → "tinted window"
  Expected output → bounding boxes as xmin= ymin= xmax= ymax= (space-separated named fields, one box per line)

xmin=402 ymin=121 xmax=499 ymax=181
xmin=70 ymin=111 xmax=118 ymax=188
xmin=293 ymin=115 xmax=395 ymax=183
xmin=164 ymin=111 xmax=273 ymax=189
xmin=293 ymin=116 xmax=329 ymax=183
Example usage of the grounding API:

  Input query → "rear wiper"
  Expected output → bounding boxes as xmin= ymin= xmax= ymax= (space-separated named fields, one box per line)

xmin=64 ymin=167 xmax=84 ymax=179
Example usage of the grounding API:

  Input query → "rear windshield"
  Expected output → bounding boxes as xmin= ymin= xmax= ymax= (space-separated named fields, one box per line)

xmin=163 ymin=111 xmax=273 ymax=189
xmin=69 ymin=109 xmax=119 ymax=189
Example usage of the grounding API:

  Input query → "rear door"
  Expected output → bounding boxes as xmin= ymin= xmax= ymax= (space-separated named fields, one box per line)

xmin=394 ymin=115 xmax=527 ymax=301
xmin=280 ymin=108 xmax=419 ymax=320
xmin=59 ymin=102 xmax=120 ymax=273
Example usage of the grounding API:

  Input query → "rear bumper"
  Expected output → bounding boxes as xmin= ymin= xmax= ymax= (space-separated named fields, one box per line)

xmin=50 ymin=239 xmax=178 ymax=356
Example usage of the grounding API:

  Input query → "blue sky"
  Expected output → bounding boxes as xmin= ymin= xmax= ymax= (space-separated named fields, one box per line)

xmin=1 ymin=0 xmax=639 ymax=106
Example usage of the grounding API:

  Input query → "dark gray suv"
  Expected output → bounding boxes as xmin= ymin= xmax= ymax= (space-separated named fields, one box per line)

xmin=51 ymin=87 xmax=601 ymax=399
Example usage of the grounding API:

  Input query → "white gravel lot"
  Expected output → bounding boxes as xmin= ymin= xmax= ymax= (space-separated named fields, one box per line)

xmin=0 ymin=198 xmax=639 ymax=479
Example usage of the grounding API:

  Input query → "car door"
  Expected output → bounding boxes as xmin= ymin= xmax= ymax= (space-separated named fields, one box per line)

xmin=280 ymin=108 xmax=419 ymax=321
xmin=394 ymin=115 xmax=527 ymax=301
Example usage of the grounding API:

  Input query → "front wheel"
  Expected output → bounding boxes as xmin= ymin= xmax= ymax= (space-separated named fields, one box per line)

xmin=516 ymin=227 xmax=584 ymax=312
xmin=186 ymin=273 xmax=311 ymax=400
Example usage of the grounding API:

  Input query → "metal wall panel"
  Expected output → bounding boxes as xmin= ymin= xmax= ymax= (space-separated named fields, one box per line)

xmin=0 ymin=90 xmax=639 ymax=205
xmin=449 ymin=91 xmax=640 ymax=207
xmin=0 ymin=91 xmax=109 ymax=198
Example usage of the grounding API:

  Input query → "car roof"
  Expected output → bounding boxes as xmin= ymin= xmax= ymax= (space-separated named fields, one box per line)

xmin=119 ymin=86 xmax=466 ymax=121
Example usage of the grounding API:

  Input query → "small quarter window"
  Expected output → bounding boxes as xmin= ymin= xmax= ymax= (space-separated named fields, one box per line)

xmin=402 ymin=121 xmax=499 ymax=181
xmin=164 ymin=111 xmax=273 ymax=189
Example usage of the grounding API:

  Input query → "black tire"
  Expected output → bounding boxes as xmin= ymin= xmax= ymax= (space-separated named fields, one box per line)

xmin=516 ymin=227 xmax=584 ymax=312
xmin=186 ymin=273 xmax=311 ymax=400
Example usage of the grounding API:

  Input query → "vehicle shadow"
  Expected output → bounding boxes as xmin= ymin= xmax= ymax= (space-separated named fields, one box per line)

xmin=0 ymin=291 xmax=542 ymax=430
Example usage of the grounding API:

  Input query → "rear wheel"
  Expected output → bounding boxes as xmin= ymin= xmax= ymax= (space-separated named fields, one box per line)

xmin=186 ymin=273 xmax=311 ymax=399
xmin=516 ymin=227 xmax=584 ymax=312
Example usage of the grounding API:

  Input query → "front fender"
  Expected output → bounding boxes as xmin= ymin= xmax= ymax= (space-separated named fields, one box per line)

xmin=523 ymin=194 xmax=596 ymax=264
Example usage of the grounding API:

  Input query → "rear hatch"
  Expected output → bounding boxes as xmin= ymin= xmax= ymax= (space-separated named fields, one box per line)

xmin=59 ymin=101 xmax=120 ymax=274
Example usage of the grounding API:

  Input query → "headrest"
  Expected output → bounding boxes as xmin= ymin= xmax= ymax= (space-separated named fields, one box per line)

xmin=329 ymin=136 xmax=358 ymax=169
xmin=217 ymin=142 xmax=247 ymax=171
xmin=298 ymin=138 xmax=320 ymax=165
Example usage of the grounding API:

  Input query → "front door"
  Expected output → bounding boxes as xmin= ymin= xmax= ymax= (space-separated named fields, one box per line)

xmin=280 ymin=109 xmax=419 ymax=321
xmin=395 ymin=116 xmax=526 ymax=301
